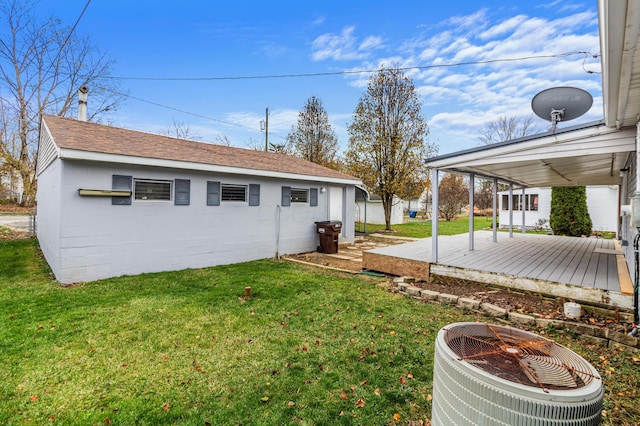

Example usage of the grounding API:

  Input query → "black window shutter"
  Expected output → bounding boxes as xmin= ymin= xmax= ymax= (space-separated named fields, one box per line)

xmin=281 ymin=186 xmax=291 ymax=207
xmin=249 ymin=184 xmax=260 ymax=206
xmin=112 ymin=175 xmax=132 ymax=205
xmin=207 ymin=181 xmax=221 ymax=206
xmin=175 ymin=179 xmax=190 ymax=205
xmin=310 ymin=188 xmax=318 ymax=207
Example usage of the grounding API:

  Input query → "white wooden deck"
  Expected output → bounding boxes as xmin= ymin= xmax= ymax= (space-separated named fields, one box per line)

xmin=365 ymin=231 xmax=633 ymax=309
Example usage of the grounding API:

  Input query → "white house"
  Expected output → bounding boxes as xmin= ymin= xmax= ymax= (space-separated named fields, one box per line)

xmin=355 ymin=186 xmax=404 ymax=226
xmin=36 ymin=114 xmax=360 ymax=284
xmin=498 ymin=186 xmax=619 ymax=232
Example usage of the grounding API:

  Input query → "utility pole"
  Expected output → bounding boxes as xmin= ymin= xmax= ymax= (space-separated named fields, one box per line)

xmin=264 ymin=107 xmax=269 ymax=152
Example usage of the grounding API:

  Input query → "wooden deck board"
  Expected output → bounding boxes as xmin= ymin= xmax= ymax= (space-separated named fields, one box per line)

xmin=366 ymin=231 xmax=624 ymax=293
xmin=555 ymin=238 xmax=596 ymax=284
xmin=606 ymin=252 xmax=619 ymax=290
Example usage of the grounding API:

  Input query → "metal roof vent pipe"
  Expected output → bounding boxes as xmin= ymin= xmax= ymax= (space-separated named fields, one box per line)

xmin=78 ymin=85 xmax=89 ymax=121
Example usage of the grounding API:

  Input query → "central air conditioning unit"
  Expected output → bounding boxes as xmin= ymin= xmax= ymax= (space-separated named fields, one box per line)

xmin=432 ymin=322 xmax=603 ymax=426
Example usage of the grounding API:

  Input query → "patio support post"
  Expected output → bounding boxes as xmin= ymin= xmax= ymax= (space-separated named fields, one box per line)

xmin=469 ymin=172 xmax=475 ymax=251
xmin=431 ymin=168 xmax=439 ymax=263
xmin=492 ymin=178 xmax=498 ymax=243
xmin=509 ymin=184 xmax=514 ymax=238
xmin=522 ymin=187 xmax=526 ymax=234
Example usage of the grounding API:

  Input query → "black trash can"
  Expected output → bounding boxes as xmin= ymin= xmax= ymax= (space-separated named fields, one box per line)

xmin=314 ymin=220 xmax=342 ymax=254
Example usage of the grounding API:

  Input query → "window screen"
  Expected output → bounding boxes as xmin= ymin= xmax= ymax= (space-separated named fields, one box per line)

xmin=290 ymin=188 xmax=308 ymax=203
xmin=134 ymin=179 xmax=172 ymax=201
xmin=221 ymin=184 xmax=247 ymax=202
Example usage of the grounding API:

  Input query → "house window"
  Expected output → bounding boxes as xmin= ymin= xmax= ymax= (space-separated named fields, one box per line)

xmin=221 ymin=184 xmax=247 ymax=202
xmin=502 ymin=194 xmax=538 ymax=211
xmin=134 ymin=179 xmax=172 ymax=201
xmin=501 ymin=195 xmax=510 ymax=211
xmin=290 ymin=188 xmax=308 ymax=203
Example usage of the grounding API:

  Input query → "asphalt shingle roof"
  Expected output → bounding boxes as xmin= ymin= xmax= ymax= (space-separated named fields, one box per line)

xmin=42 ymin=114 xmax=358 ymax=182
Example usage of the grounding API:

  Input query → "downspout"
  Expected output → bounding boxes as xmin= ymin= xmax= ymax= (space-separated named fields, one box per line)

xmin=275 ymin=205 xmax=281 ymax=259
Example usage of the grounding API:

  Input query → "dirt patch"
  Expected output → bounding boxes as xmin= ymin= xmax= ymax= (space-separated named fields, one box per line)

xmin=286 ymin=235 xmax=407 ymax=273
xmin=0 ymin=201 xmax=33 ymax=214
xmin=0 ymin=226 xmax=29 ymax=240
xmin=287 ymin=235 xmax=635 ymax=335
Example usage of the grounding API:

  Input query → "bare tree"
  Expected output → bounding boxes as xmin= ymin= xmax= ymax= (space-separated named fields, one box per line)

xmin=0 ymin=0 xmax=121 ymax=205
xmin=345 ymin=66 xmax=437 ymax=230
xmin=287 ymin=96 xmax=338 ymax=168
xmin=478 ymin=115 xmax=537 ymax=145
xmin=214 ymin=134 xmax=232 ymax=146
xmin=246 ymin=136 xmax=291 ymax=154
xmin=476 ymin=115 xmax=538 ymax=210
xmin=160 ymin=119 xmax=199 ymax=140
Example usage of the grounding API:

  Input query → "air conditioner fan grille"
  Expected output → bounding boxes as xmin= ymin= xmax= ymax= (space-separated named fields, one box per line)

xmin=443 ymin=323 xmax=599 ymax=391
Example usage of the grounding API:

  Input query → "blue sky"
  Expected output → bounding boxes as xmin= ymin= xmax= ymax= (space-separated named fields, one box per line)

xmin=39 ymin=1 xmax=602 ymax=155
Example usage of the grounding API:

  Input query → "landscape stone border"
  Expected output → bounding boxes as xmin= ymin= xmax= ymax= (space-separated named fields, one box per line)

xmin=390 ymin=276 xmax=639 ymax=352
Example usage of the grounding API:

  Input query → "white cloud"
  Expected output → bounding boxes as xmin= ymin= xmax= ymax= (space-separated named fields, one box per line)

xmin=306 ymin=5 xmax=600 ymax=153
xmin=309 ymin=16 xmax=326 ymax=27
xmin=311 ymin=26 xmax=383 ymax=61
xmin=444 ymin=9 xmax=489 ymax=32
xmin=359 ymin=35 xmax=383 ymax=51
xmin=480 ymin=15 xmax=528 ymax=40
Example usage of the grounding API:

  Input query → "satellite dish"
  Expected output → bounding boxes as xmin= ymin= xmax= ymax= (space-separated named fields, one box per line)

xmin=531 ymin=87 xmax=593 ymax=131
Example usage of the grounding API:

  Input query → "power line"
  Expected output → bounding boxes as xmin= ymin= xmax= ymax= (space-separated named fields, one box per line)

xmin=97 ymin=85 xmax=261 ymax=131
xmin=105 ymin=51 xmax=595 ymax=81
xmin=43 ymin=0 xmax=92 ymax=79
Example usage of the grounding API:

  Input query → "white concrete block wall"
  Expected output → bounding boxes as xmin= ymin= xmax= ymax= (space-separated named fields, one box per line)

xmin=39 ymin=160 xmax=354 ymax=284
xmin=36 ymin=159 xmax=62 ymax=279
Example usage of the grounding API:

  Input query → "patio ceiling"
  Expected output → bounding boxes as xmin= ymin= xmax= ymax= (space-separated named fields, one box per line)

xmin=426 ymin=122 xmax=636 ymax=187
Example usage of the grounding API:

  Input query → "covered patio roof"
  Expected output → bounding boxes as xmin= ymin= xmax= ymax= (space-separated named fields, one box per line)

xmin=425 ymin=121 xmax=636 ymax=188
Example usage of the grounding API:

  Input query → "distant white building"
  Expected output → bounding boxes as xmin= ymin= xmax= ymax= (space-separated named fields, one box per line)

xmin=498 ymin=186 xmax=618 ymax=233
xmin=355 ymin=186 xmax=404 ymax=226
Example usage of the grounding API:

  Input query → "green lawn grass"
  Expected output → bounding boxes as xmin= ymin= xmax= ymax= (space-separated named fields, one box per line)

xmin=1 ymin=237 xmax=638 ymax=425
xmin=0 ymin=238 xmax=480 ymax=425
xmin=359 ymin=216 xmax=494 ymax=238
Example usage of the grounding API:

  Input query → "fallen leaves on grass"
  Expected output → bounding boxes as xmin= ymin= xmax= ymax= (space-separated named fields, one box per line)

xmin=355 ymin=398 xmax=365 ymax=408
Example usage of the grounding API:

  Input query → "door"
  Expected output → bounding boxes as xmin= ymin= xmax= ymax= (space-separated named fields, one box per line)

xmin=329 ymin=186 xmax=344 ymax=236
